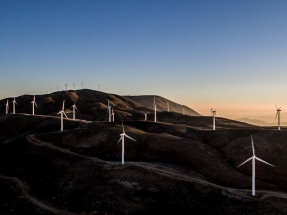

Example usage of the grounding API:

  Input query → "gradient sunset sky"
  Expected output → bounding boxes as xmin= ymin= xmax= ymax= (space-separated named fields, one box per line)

xmin=1 ymin=0 xmax=287 ymax=123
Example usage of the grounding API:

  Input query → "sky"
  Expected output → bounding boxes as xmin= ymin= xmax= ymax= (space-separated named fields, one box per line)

xmin=1 ymin=0 xmax=287 ymax=123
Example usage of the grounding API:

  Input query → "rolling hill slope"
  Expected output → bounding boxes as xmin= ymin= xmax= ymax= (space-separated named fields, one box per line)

xmin=124 ymin=95 xmax=200 ymax=116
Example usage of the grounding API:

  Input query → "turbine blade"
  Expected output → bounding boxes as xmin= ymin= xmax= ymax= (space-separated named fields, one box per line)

xmin=75 ymin=106 xmax=79 ymax=111
xmin=63 ymin=112 xmax=68 ymax=119
xmin=117 ymin=136 xmax=122 ymax=144
xmin=237 ymin=157 xmax=253 ymax=168
xmin=121 ymin=120 xmax=125 ymax=133
xmin=255 ymin=157 xmax=275 ymax=167
xmin=251 ymin=135 xmax=255 ymax=156
xmin=35 ymin=102 xmax=38 ymax=108
xmin=124 ymin=134 xmax=136 ymax=142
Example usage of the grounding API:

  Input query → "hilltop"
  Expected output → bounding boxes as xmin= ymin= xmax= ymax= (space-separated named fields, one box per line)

xmin=124 ymin=95 xmax=200 ymax=116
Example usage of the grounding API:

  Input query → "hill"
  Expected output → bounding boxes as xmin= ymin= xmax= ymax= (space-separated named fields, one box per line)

xmin=0 ymin=89 xmax=151 ymax=121
xmin=124 ymin=95 xmax=200 ymax=116
xmin=0 ymin=89 xmax=287 ymax=214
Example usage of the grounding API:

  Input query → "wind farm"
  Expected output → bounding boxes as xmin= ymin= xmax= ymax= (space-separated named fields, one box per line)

xmin=0 ymin=88 xmax=287 ymax=214
xmin=2 ymin=1 xmax=287 ymax=214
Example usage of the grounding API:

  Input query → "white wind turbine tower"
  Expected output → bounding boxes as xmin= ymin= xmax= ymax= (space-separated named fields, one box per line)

xmin=154 ymin=96 xmax=157 ymax=122
xmin=12 ymin=97 xmax=17 ymax=114
xmin=57 ymin=100 xmax=68 ymax=131
xmin=237 ymin=135 xmax=275 ymax=196
xmin=144 ymin=113 xmax=147 ymax=121
xmin=117 ymin=120 xmax=136 ymax=165
xmin=71 ymin=102 xmax=79 ymax=120
xmin=111 ymin=107 xmax=115 ymax=122
xmin=5 ymin=99 xmax=9 ymax=114
xmin=73 ymin=83 xmax=76 ymax=91
xmin=275 ymin=105 xmax=281 ymax=130
xmin=167 ymin=102 xmax=169 ymax=112
xmin=212 ymin=108 xmax=216 ymax=130
xmin=31 ymin=95 xmax=38 ymax=115
xmin=107 ymin=100 xmax=111 ymax=122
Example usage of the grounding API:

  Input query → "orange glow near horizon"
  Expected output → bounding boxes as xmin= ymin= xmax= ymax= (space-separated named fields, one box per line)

xmin=190 ymin=103 xmax=286 ymax=123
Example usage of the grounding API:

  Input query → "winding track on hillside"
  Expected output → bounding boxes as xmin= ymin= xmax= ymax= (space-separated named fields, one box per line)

xmin=26 ymin=135 xmax=287 ymax=201
xmin=0 ymin=175 xmax=79 ymax=215
xmin=2 ymin=133 xmax=287 ymax=215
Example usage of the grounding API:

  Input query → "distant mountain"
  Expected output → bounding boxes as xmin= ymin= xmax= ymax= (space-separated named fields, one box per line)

xmin=123 ymin=95 xmax=200 ymax=116
xmin=236 ymin=117 xmax=287 ymax=126
xmin=236 ymin=118 xmax=269 ymax=126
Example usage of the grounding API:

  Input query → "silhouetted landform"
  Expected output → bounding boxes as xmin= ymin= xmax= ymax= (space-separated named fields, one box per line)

xmin=0 ymin=89 xmax=287 ymax=214
xmin=124 ymin=95 xmax=200 ymax=116
xmin=0 ymin=89 xmax=151 ymax=121
xmin=237 ymin=117 xmax=287 ymax=127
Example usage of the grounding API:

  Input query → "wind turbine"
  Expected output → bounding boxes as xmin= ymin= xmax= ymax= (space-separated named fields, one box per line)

xmin=64 ymin=83 xmax=68 ymax=92
xmin=71 ymin=102 xmax=79 ymax=120
xmin=81 ymin=82 xmax=83 ymax=89
xmin=5 ymin=99 xmax=9 ymax=114
xmin=275 ymin=105 xmax=281 ymax=130
xmin=106 ymin=100 xmax=112 ymax=122
xmin=31 ymin=95 xmax=38 ymax=115
xmin=12 ymin=97 xmax=17 ymax=114
xmin=167 ymin=102 xmax=169 ymax=112
xmin=56 ymin=85 xmax=58 ymax=91
xmin=111 ymin=107 xmax=115 ymax=122
xmin=144 ymin=113 xmax=147 ymax=121
xmin=117 ymin=120 xmax=136 ymax=165
xmin=57 ymin=100 xmax=68 ymax=131
xmin=73 ymin=83 xmax=76 ymax=91
xmin=212 ymin=109 xmax=216 ymax=130
xmin=237 ymin=135 xmax=275 ymax=196
xmin=154 ymin=96 xmax=157 ymax=122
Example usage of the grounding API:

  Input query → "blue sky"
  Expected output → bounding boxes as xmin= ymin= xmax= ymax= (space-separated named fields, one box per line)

xmin=1 ymin=0 xmax=287 ymax=122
